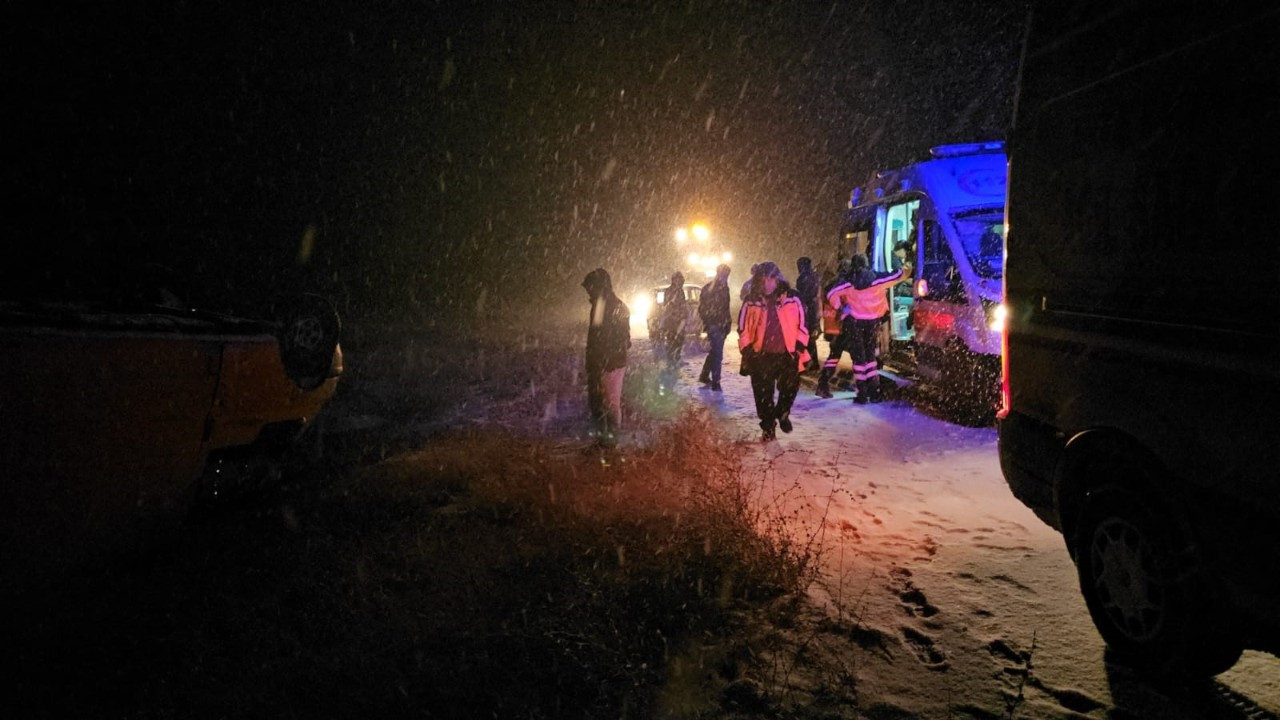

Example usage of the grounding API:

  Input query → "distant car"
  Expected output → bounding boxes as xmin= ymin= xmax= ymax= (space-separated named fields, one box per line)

xmin=0 ymin=294 xmax=343 ymax=595
xmin=645 ymin=283 xmax=703 ymax=340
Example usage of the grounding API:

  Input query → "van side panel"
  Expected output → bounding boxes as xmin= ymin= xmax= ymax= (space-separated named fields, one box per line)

xmin=1005 ymin=6 xmax=1280 ymax=503
xmin=1001 ymin=4 xmax=1280 ymax=647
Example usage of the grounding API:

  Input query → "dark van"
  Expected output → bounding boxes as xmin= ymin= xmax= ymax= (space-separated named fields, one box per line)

xmin=998 ymin=4 xmax=1280 ymax=676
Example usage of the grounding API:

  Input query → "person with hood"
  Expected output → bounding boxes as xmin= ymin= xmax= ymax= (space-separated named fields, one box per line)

xmin=582 ymin=268 xmax=630 ymax=447
xmin=697 ymin=263 xmax=732 ymax=391
xmin=737 ymin=261 xmax=810 ymax=441
xmin=826 ymin=254 xmax=903 ymax=403
xmin=658 ymin=271 xmax=688 ymax=389
xmin=795 ymin=256 xmax=821 ymax=373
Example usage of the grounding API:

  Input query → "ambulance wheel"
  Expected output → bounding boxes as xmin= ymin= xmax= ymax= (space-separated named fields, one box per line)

xmin=1073 ymin=481 xmax=1242 ymax=677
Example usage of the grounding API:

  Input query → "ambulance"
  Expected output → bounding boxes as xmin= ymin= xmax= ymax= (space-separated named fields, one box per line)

xmin=838 ymin=142 xmax=1006 ymax=418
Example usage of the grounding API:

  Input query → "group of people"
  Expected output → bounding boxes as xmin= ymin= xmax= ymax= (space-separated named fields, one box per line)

xmin=581 ymin=251 xmax=906 ymax=446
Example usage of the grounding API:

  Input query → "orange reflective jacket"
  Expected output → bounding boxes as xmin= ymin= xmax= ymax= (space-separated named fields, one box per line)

xmin=737 ymin=294 xmax=811 ymax=370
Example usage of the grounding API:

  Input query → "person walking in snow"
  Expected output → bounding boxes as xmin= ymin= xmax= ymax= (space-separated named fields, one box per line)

xmin=795 ymin=256 xmax=821 ymax=373
xmin=826 ymin=254 xmax=903 ymax=403
xmin=657 ymin=271 xmax=688 ymax=390
xmin=582 ymin=268 xmax=630 ymax=447
xmin=697 ymin=263 xmax=732 ymax=392
xmin=737 ymin=261 xmax=810 ymax=441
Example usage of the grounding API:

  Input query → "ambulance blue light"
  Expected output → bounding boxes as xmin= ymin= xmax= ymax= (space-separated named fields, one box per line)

xmin=930 ymin=141 xmax=1005 ymax=159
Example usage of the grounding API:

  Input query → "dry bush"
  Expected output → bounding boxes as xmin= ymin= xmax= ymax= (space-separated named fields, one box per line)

xmin=329 ymin=405 xmax=812 ymax=717
xmin=3 ymin=321 xmax=819 ymax=719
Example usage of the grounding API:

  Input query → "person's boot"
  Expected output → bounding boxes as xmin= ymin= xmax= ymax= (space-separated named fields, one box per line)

xmin=710 ymin=381 xmax=722 ymax=391
xmin=778 ymin=413 xmax=793 ymax=433
xmin=759 ymin=419 xmax=776 ymax=441
xmin=853 ymin=379 xmax=870 ymax=404
xmin=815 ymin=369 xmax=833 ymax=398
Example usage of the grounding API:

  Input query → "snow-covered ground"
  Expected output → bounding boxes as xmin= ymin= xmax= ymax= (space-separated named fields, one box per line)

xmin=663 ymin=337 xmax=1280 ymax=719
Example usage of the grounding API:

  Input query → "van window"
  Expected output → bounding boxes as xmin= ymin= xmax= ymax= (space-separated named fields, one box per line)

xmin=951 ymin=209 xmax=1004 ymax=279
xmin=842 ymin=205 xmax=875 ymax=260
xmin=921 ymin=220 xmax=964 ymax=302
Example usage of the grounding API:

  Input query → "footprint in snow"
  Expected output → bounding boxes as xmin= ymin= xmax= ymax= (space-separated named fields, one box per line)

xmin=889 ymin=566 xmax=940 ymax=618
xmin=900 ymin=626 xmax=948 ymax=670
xmin=913 ymin=519 xmax=948 ymax=531
xmin=973 ymin=543 xmax=1035 ymax=553
xmin=989 ymin=574 xmax=1033 ymax=592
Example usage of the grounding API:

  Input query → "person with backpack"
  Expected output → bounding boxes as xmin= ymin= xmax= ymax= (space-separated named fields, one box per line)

xmin=696 ymin=263 xmax=732 ymax=392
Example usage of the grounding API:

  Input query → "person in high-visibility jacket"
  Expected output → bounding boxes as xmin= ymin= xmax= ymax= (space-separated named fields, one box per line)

xmin=737 ymin=261 xmax=811 ymax=441
xmin=826 ymin=254 xmax=902 ymax=403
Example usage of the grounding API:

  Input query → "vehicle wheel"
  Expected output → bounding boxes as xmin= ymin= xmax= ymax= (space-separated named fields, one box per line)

xmin=1073 ymin=483 xmax=1242 ymax=677
xmin=277 ymin=293 xmax=340 ymax=390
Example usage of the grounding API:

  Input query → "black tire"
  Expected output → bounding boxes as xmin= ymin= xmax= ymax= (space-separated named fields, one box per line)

xmin=277 ymin=293 xmax=340 ymax=390
xmin=1073 ymin=483 xmax=1242 ymax=677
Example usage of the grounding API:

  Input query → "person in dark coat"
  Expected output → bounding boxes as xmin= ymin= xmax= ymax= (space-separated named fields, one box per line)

xmin=815 ymin=257 xmax=852 ymax=398
xmin=740 ymin=263 xmax=759 ymax=301
xmin=582 ymin=268 xmax=630 ymax=447
xmin=697 ymin=263 xmax=732 ymax=391
xmin=795 ymin=256 xmax=821 ymax=373
xmin=658 ymin=271 xmax=688 ymax=390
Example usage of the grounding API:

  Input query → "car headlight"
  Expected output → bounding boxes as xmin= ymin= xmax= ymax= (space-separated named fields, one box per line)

xmin=632 ymin=294 xmax=651 ymax=323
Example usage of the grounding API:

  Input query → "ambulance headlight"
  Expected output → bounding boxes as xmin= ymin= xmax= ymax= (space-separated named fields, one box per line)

xmin=986 ymin=302 xmax=1007 ymax=333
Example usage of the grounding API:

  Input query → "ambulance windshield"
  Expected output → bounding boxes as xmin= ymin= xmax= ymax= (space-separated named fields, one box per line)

xmin=952 ymin=208 xmax=1004 ymax=279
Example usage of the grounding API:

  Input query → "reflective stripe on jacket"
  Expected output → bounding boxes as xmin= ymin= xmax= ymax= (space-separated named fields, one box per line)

xmin=827 ymin=268 xmax=903 ymax=321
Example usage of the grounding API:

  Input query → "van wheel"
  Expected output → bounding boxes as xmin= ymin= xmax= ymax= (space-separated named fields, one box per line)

xmin=1073 ymin=483 xmax=1242 ymax=677
xmin=277 ymin=294 xmax=340 ymax=390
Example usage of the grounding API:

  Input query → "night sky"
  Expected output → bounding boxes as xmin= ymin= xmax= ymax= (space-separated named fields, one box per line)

xmin=6 ymin=0 xmax=1026 ymax=322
